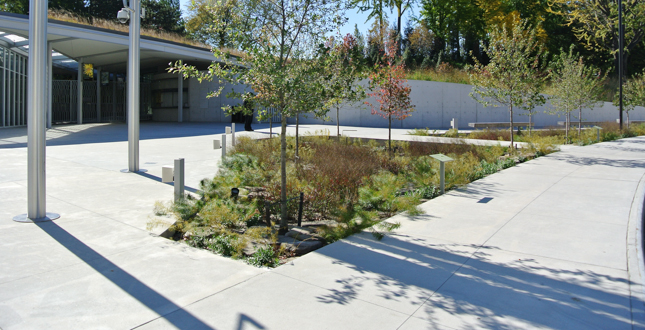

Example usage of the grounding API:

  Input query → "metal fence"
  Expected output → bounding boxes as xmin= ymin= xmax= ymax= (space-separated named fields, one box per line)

xmin=0 ymin=45 xmax=28 ymax=128
xmin=52 ymin=79 xmax=152 ymax=124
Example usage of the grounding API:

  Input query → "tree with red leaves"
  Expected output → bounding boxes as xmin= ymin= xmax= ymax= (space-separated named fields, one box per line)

xmin=365 ymin=40 xmax=415 ymax=154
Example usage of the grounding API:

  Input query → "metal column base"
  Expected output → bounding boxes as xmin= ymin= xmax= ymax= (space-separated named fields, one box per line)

xmin=120 ymin=169 xmax=148 ymax=173
xmin=13 ymin=212 xmax=60 ymax=223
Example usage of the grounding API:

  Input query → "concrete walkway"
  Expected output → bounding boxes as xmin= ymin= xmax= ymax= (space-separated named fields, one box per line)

xmin=1 ymin=122 xmax=644 ymax=329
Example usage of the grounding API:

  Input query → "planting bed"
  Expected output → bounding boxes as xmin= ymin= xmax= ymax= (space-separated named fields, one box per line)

xmin=150 ymin=135 xmax=549 ymax=267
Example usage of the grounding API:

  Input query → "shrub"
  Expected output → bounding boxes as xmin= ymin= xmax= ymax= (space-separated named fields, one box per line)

xmin=208 ymin=233 xmax=244 ymax=257
xmin=247 ymin=246 xmax=279 ymax=267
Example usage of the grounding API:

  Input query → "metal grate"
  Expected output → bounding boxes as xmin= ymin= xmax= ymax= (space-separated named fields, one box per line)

xmin=1 ymin=45 xmax=28 ymax=128
xmin=52 ymin=78 xmax=152 ymax=124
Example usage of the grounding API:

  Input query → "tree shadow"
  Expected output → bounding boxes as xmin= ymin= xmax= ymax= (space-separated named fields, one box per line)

xmin=35 ymin=221 xmax=214 ymax=330
xmin=313 ymin=232 xmax=638 ymax=329
xmin=135 ymin=171 xmax=201 ymax=194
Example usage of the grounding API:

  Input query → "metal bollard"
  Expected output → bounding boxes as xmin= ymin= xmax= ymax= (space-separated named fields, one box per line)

xmin=265 ymin=201 xmax=271 ymax=227
xmin=221 ymin=134 xmax=227 ymax=158
xmin=213 ymin=139 xmax=220 ymax=149
xmin=297 ymin=192 xmax=304 ymax=227
xmin=232 ymin=123 xmax=236 ymax=146
xmin=174 ymin=158 xmax=185 ymax=202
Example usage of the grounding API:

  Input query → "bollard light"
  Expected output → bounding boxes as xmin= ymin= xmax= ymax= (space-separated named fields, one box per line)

xmin=161 ymin=165 xmax=173 ymax=183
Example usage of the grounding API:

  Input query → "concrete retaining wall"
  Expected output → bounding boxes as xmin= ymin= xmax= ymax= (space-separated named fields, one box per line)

xmin=170 ymin=77 xmax=645 ymax=129
xmin=293 ymin=80 xmax=645 ymax=129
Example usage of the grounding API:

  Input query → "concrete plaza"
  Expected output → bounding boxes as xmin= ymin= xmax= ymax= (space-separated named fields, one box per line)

xmin=0 ymin=122 xmax=644 ymax=329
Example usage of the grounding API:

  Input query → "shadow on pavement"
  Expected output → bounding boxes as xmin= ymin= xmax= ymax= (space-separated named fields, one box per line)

xmin=0 ymin=122 xmax=276 ymax=149
xmin=35 ymin=221 xmax=214 ymax=330
xmin=313 ymin=233 xmax=636 ymax=329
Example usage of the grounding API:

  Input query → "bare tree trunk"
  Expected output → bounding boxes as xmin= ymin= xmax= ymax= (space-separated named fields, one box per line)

xmin=388 ymin=113 xmax=392 ymax=155
xmin=295 ymin=114 xmax=299 ymax=160
xmin=337 ymin=106 xmax=340 ymax=138
xmin=627 ymin=111 xmax=631 ymax=129
xmin=529 ymin=113 xmax=532 ymax=137
xmin=279 ymin=115 xmax=288 ymax=234
xmin=509 ymin=106 xmax=514 ymax=151
xmin=578 ymin=107 xmax=582 ymax=137
xmin=566 ymin=112 xmax=570 ymax=142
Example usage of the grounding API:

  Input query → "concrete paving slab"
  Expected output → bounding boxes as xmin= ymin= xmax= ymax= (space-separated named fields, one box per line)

xmin=520 ymin=189 xmax=633 ymax=225
xmin=413 ymin=249 xmax=634 ymax=330
xmin=274 ymin=232 xmax=479 ymax=315
xmin=392 ymin=202 xmax=517 ymax=245
xmin=0 ymin=239 xmax=263 ymax=330
xmin=136 ymin=272 xmax=411 ymax=330
xmin=2 ymin=122 xmax=645 ymax=329
xmin=484 ymin=213 xmax=628 ymax=269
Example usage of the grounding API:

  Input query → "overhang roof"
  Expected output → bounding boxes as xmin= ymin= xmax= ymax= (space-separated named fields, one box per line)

xmin=0 ymin=11 xmax=218 ymax=73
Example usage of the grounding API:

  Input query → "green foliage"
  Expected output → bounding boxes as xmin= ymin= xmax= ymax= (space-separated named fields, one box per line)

xmin=247 ymin=246 xmax=279 ymax=267
xmin=549 ymin=45 xmax=606 ymax=139
xmin=170 ymin=0 xmax=350 ymax=233
xmin=208 ymin=233 xmax=242 ymax=257
xmin=619 ymin=69 xmax=645 ymax=126
xmin=550 ymin=0 xmax=645 ymax=71
xmin=154 ymin=136 xmax=545 ymax=268
xmin=468 ymin=20 xmax=547 ymax=149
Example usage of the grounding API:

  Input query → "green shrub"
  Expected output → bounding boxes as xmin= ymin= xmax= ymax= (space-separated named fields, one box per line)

xmin=247 ymin=246 xmax=279 ymax=267
xmin=208 ymin=234 xmax=242 ymax=257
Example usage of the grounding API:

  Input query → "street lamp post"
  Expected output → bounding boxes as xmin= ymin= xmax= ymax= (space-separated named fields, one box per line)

xmin=618 ymin=0 xmax=624 ymax=130
xmin=118 ymin=0 xmax=145 ymax=173
xmin=14 ymin=0 xmax=60 ymax=222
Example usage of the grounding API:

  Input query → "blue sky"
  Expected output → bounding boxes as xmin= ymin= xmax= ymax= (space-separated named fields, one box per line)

xmin=177 ymin=0 xmax=417 ymax=38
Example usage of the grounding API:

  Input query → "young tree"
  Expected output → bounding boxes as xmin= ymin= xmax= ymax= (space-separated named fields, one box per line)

xmin=618 ymin=69 xmax=645 ymax=128
xmin=365 ymin=39 xmax=415 ymax=153
xmin=323 ymin=34 xmax=368 ymax=137
xmin=170 ymin=0 xmax=347 ymax=234
xmin=468 ymin=20 xmax=546 ymax=149
xmin=550 ymin=46 xmax=606 ymax=139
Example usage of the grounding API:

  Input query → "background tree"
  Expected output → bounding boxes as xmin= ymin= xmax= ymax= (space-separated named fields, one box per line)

xmin=365 ymin=39 xmax=415 ymax=153
xmin=550 ymin=46 xmax=606 ymax=139
xmin=550 ymin=0 xmax=645 ymax=76
xmin=469 ymin=20 xmax=545 ymax=149
xmin=141 ymin=0 xmax=185 ymax=34
xmin=618 ymin=69 xmax=645 ymax=127
xmin=170 ymin=0 xmax=348 ymax=234
xmin=185 ymin=0 xmax=251 ymax=49
xmin=323 ymin=34 xmax=368 ymax=137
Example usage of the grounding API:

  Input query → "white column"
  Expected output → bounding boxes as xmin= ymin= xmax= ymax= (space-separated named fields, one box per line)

xmin=46 ymin=42 xmax=52 ymax=129
xmin=127 ymin=0 xmax=141 ymax=172
xmin=77 ymin=58 xmax=83 ymax=124
xmin=177 ymin=73 xmax=183 ymax=122
xmin=96 ymin=67 xmax=101 ymax=122
xmin=15 ymin=0 xmax=59 ymax=222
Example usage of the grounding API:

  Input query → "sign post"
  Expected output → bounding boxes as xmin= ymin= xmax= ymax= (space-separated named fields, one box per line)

xmin=431 ymin=154 xmax=454 ymax=195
